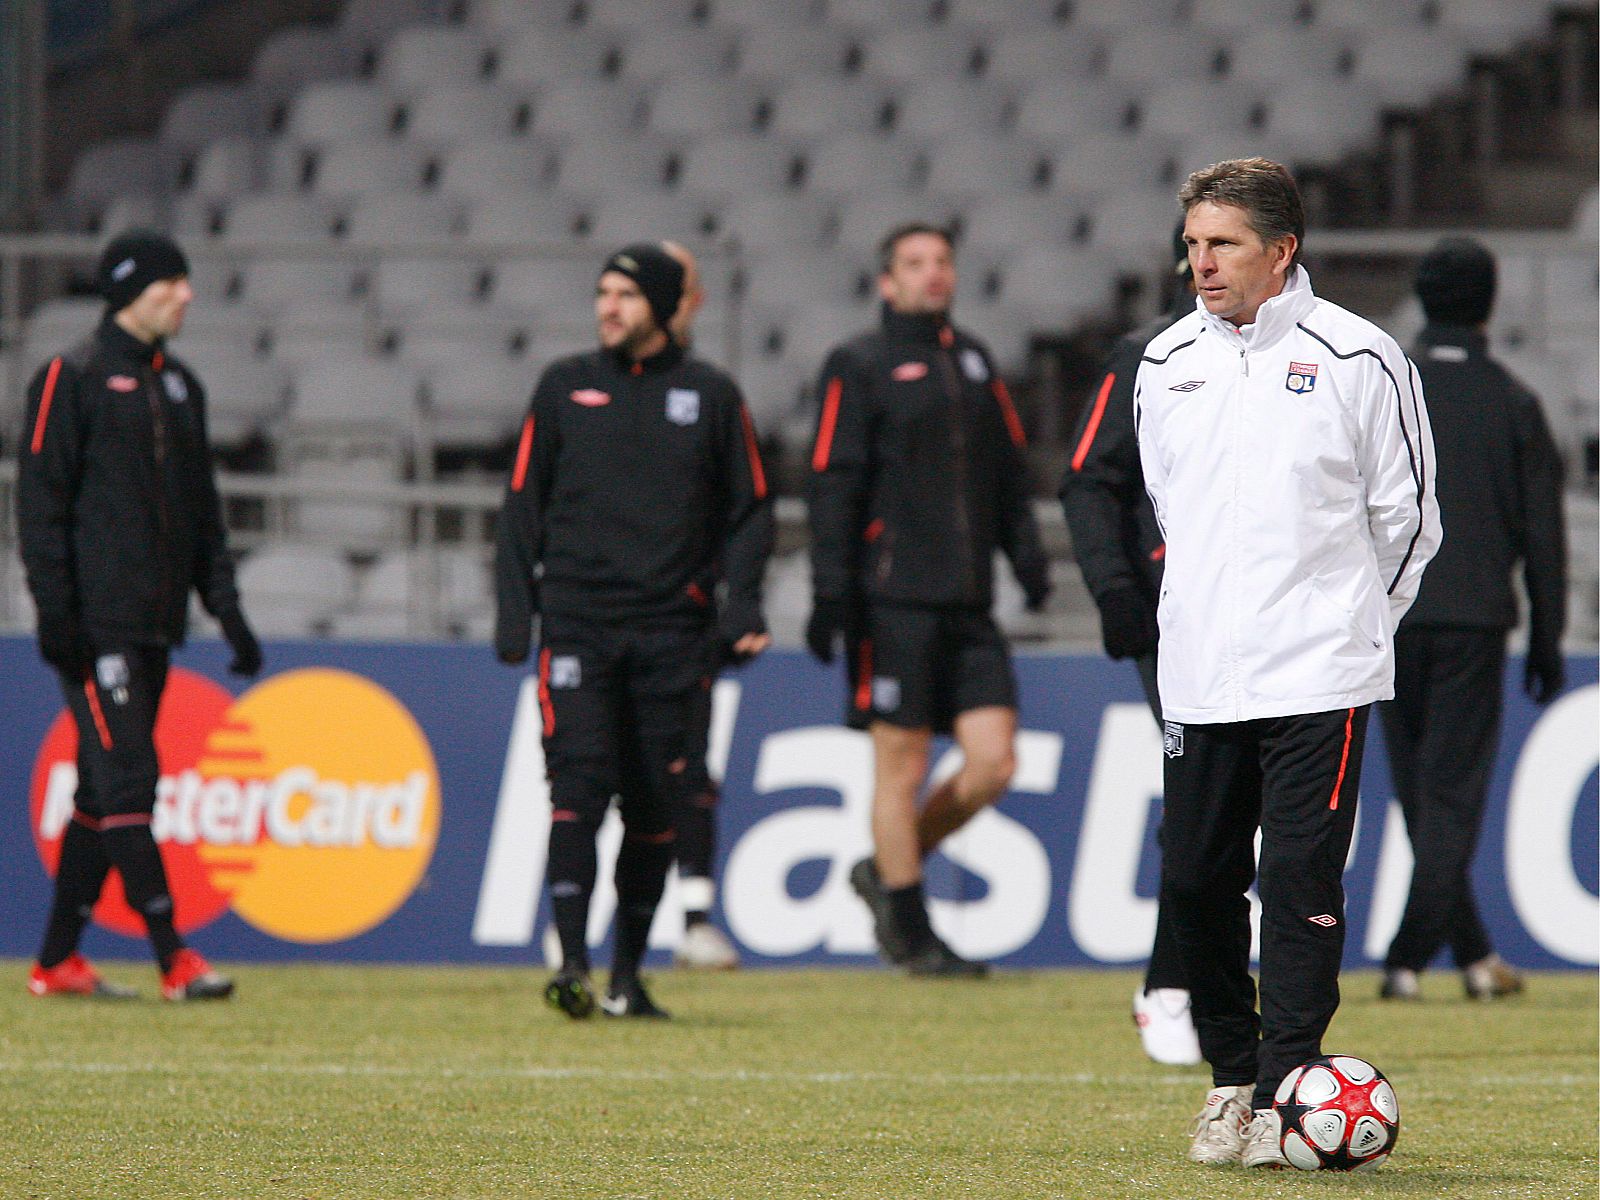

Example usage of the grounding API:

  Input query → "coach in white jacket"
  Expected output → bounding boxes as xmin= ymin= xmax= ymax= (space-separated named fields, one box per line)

xmin=1134 ymin=159 xmax=1439 ymax=1170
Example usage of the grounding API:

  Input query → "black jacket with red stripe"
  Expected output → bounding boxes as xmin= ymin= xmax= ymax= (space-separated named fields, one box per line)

xmin=1058 ymin=308 xmax=1181 ymax=613
xmin=808 ymin=305 xmax=1047 ymax=611
xmin=494 ymin=339 xmax=772 ymax=661
xmin=17 ymin=314 xmax=241 ymax=652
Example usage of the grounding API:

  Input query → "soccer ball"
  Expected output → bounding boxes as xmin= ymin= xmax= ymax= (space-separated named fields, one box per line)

xmin=1272 ymin=1054 xmax=1400 ymax=1171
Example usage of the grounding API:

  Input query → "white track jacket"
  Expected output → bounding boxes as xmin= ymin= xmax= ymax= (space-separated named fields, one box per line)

xmin=1135 ymin=268 xmax=1440 ymax=724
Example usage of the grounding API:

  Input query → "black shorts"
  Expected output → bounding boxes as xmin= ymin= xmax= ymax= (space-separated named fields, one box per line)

xmin=846 ymin=604 xmax=1017 ymax=733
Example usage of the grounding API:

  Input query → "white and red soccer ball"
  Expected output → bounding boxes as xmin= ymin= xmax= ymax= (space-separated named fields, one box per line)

xmin=1273 ymin=1054 xmax=1400 ymax=1170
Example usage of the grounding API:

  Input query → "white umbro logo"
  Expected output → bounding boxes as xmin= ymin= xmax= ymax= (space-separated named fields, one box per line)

xmin=1169 ymin=380 xmax=1205 ymax=392
xmin=1307 ymin=914 xmax=1339 ymax=927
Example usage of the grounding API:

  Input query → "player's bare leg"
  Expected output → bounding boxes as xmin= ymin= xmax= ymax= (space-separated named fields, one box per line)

xmin=916 ymin=705 xmax=1018 ymax=855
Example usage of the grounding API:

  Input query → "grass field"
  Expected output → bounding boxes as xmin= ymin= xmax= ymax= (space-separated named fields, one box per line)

xmin=1 ymin=962 xmax=1593 ymax=1199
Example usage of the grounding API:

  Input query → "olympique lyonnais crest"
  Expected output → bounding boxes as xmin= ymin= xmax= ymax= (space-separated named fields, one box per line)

xmin=1286 ymin=361 xmax=1319 ymax=393
xmin=666 ymin=387 xmax=700 ymax=426
xmin=1163 ymin=721 xmax=1184 ymax=758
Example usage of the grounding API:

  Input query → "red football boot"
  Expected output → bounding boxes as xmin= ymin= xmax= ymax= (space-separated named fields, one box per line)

xmin=160 ymin=949 xmax=235 ymax=1002
xmin=28 ymin=953 xmax=137 ymax=999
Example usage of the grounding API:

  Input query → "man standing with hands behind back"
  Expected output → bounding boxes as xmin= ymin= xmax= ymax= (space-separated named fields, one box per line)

xmin=20 ymin=229 xmax=261 ymax=1003
xmin=1135 ymin=160 xmax=1439 ymax=1168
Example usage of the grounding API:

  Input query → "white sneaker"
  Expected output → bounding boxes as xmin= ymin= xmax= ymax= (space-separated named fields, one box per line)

xmin=674 ymin=923 xmax=740 ymax=970
xmin=1187 ymin=1085 xmax=1251 ymax=1165
xmin=1242 ymin=1108 xmax=1289 ymax=1169
xmin=1133 ymin=987 xmax=1202 ymax=1066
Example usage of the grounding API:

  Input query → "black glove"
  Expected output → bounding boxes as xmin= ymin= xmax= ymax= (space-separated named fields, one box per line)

xmin=1525 ymin=635 xmax=1564 ymax=705
xmin=1097 ymin=584 xmax=1158 ymax=661
xmin=219 ymin=608 xmax=263 ymax=677
xmin=495 ymin=614 xmax=533 ymax=666
xmin=38 ymin=618 xmax=89 ymax=675
xmin=805 ymin=598 xmax=856 ymax=664
xmin=1023 ymin=577 xmax=1052 ymax=614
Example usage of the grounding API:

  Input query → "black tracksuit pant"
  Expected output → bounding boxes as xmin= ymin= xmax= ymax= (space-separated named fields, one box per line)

xmin=1134 ymin=651 xmax=1185 ymax=994
xmin=1380 ymin=627 xmax=1503 ymax=973
xmin=538 ymin=612 xmax=706 ymax=976
xmin=1160 ymin=706 xmax=1369 ymax=1110
xmin=41 ymin=644 xmax=184 ymax=968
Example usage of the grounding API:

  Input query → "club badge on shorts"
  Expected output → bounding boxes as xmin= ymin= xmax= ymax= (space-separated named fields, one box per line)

xmin=1163 ymin=721 xmax=1184 ymax=758
xmin=666 ymin=388 xmax=700 ymax=426
xmin=960 ymin=348 xmax=989 ymax=382
xmin=1286 ymin=361 xmax=1318 ymax=394
xmin=163 ymin=370 xmax=188 ymax=402
xmin=872 ymin=677 xmax=902 ymax=713
xmin=96 ymin=652 xmax=131 ymax=705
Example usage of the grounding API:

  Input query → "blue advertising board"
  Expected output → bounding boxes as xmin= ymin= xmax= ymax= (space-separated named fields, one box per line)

xmin=2 ymin=636 xmax=1594 ymax=970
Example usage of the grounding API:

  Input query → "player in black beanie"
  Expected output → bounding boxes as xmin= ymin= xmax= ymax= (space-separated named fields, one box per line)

xmin=97 ymin=229 xmax=190 ymax=313
xmin=599 ymin=243 xmax=686 ymax=333
xmin=1414 ymin=235 xmax=1496 ymax=326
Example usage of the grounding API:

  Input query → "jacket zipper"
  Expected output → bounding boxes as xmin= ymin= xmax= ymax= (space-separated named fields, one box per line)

xmin=933 ymin=332 xmax=976 ymax=603
xmin=144 ymin=361 xmax=174 ymax=627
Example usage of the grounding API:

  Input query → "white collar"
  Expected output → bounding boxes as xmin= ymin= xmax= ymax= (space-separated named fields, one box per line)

xmin=1198 ymin=266 xmax=1317 ymax=350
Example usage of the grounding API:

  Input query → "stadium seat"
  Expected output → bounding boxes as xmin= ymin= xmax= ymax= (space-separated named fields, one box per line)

xmin=1014 ymin=79 xmax=1136 ymax=141
xmin=401 ymin=85 xmax=531 ymax=141
xmin=1222 ymin=27 xmax=1354 ymax=86
xmin=1187 ymin=0 xmax=1311 ymax=33
xmin=857 ymin=26 xmax=990 ymax=81
xmin=1348 ymin=28 xmax=1472 ymax=108
xmin=1570 ymin=186 xmax=1598 ymax=234
xmin=719 ymin=193 xmax=837 ymax=249
xmin=834 ymin=190 xmax=962 ymax=253
xmin=923 ymin=136 xmax=1048 ymax=198
xmin=186 ymin=136 xmax=265 ymax=200
xmin=676 ymin=135 xmax=804 ymax=197
xmin=369 ymin=257 xmax=489 ymax=314
xmin=223 ymin=195 xmax=343 ymax=245
xmin=945 ymin=0 xmax=1070 ymax=28
xmin=177 ymin=349 xmax=290 ymax=445
xmin=268 ymin=301 xmax=374 ymax=366
xmin=95 ymin=195 xmax=168 ymax=238
xmin=310 ymin=140 xmax=436 ymax=197
xmin=995 ymin=244 xmax=1118 ymax=323
xmin=1312 ymin=0 xmax=1426 ymax=33
xmin=63 ymin=138 xmax=184 ymax=227
xmin=340 ymin=0 xmax=444 ymax=44
xmin=771 ymin=300 xmax=875 ymax=379
xmin=281 ymin=451 xmax=408 ymax=549
xmin=490 ymin=255 xmax=615 ymax=317
xmin=830 ymin=0 xmax=944 ymax=26
xmin=438 ymin=138 xmax=558 ymax=198
xmin=159 ymin=83 xmax=262 ymax=154
xmin=739 ymin=249 xmax=871 ymax=308
xmin=1258 ymin=83 xmax=1381 ymax=162
xmin=768 ymin=78 xmax=893 ymax=139
xmin=395 ymin=310 xmax=534 ymax=363
xmin=1104 ymin=27 xmax=1228 ymax=84
xmin=952 ymin=298 xmax=1035 ymax=371
xmin=465 ymin=0 xmax=583 ymax=30
xmin=251 ymin=26 xmax=359 ymax=110
xmin=960 ymin=193 xmax=1085 ymax=258
xmin=340 ymin=195 xmax=460 ymax=246
xmin=738 ymin=355 xmax=815 ymax=437
xmin=1138 ymin=81 xmax=1263 ymax=144
xmin=583 ymin=0 xmax=708 ymax=28
xmin=496 ymin=26 xmax=620 ymax=86
xmin=236 ymin=543 xmax=357 ymax=636
xmin=646 ymin=76 xmax=769 ymax=137
xmin=1048 ymin=133 xmax=1174 ymax=203
xmin=235 ymin=258 xmax=358 ymax=311
xmin=1083 ymin=188 xmax=1186 ymax=254
xmin=713 ymin=0 xmax=825 ymax=27
xmin=890 ymin=80 xmax=1015 ymax=139
xmin=806 ymin=134 xmax=921 ymax=193
xmin=378 ymin=26 xmax=497 ymax=90
xmin=552 ymin=136 xmax=677 ymax=194
xmin=584 ymin=192 xmax=722 ymax=243
xmin=282 ymin=81 xmax=401 ymax=145
xmin=287 ymin=357 xmax=424 ymax=427
xmin=463 ymin=194 xmax=587 ymax=244
xmin=735 ymin=26 xmax=859 ymax=77
xmin=1430 ymin=0 xmax=1551 ymax=53
xmin=526 ymin=79 xmax=647 ymax=138
xmin=985 ymin=28 xmax=1106 ymax=83
xmin=419 ymin=355 xmax=533 ymax=449
xmin=1067 ymin=0 xmax=1186 ymax=29
xmin=613 ymin=28 xmax=740 ymax=81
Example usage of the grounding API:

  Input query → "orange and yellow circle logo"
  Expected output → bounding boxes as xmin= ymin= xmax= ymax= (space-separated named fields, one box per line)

xmin=30 ymin=667 xmax=440 ymax=944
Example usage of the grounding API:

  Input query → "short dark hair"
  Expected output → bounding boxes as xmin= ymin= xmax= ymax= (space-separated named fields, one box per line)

xmin=878 ymin=222 xmax=955 ymax=275
xmin=1178 ymin=158 xmax=1304 ymax=268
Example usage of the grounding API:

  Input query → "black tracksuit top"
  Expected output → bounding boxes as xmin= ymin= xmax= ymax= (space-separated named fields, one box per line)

xmin=17 ymin=314 xmax=240 ymax=648
xmin=494 ymin=340 xmax=772 ymax=657
xmin=1401 ymin=323 xmax=1566 ymax=636
xmin=808 ymin=305 xmax=1048 ymax=611
xmin=1058 ymin=307 xmax=1184 ymax=613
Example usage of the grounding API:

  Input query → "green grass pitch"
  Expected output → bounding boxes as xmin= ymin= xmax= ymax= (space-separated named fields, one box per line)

xmin=2 ymin=963 xmax=1593 ymax=1198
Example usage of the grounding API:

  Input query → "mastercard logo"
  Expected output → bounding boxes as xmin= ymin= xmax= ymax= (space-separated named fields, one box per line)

xmin=30 ymin=667 xmax=440 ymax=944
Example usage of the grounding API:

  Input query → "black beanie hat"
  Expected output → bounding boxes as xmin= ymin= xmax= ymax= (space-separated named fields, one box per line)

xmin=98 ymin=229 xmax=189 ymax=312
xmin=600 ymin=243 xmax=685 ymax=331
xmin=1415 ymin=236 xmax=1496 ymax=326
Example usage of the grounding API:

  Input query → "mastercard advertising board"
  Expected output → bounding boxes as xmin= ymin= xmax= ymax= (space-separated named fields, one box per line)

xmin=0 ymin=638 xmax=1593 ymax=969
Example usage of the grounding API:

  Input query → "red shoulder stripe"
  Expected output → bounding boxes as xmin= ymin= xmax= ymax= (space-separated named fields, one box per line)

xmin=992 ymin=377 xmax=1026 ymax=449
xmin=1071 ymin=371 xmax=1116 ymax=471
xmin=739 ymin=404 xmax=768 ymax=498
xmin=811 ymin=377 xmax=843 ymax=472
xmin=30 ymin=357 xmax=63 ymax=454
xmin=510 ymin=415 xmax=534 ymax=493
